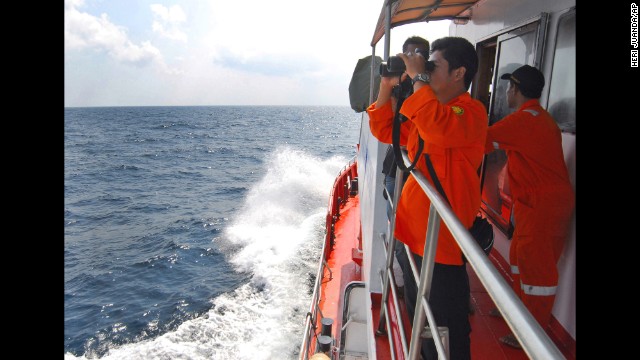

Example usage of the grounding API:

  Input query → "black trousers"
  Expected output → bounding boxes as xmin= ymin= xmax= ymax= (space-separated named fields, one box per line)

xmin=396 ymin=245 xmax=471 ymax=360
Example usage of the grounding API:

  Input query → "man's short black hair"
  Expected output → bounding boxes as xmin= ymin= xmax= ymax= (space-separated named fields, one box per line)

xmin=431 ymin=37 xmax=478 ymax=90
xmin=402 ymin=36 xmax=430 ymax=54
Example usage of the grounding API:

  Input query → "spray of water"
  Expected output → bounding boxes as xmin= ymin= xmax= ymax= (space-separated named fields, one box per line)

xmin=65 ymin=146 xmax=349 ymax=359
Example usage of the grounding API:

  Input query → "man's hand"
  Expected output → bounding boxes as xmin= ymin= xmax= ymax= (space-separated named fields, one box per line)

xmin=375 ymin=73 xmax=408 ymax=109
xmin=397 ymin=51 xmax=426 ymax=80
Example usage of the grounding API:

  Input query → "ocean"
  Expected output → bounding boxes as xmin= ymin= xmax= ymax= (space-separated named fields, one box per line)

xmin=64 ymin=106 xmax=362 ymax=359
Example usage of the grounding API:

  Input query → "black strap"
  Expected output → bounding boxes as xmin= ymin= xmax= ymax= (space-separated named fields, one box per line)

xmin=423 ymin=153 xmax=450 ymax=205
xmin=391 ymin=82 xmax=423 ymax=173
xmin=425 ymin=153 xmax=471 ymax=263
xmin=478 ymin=154 xmax=487 ymax=190
xmin=424 ymin=152 xmax=486 ymax=203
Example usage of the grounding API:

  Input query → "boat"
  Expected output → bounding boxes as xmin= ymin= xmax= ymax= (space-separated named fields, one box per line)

xmin=298 ymin=0 xmax=575 ymax=359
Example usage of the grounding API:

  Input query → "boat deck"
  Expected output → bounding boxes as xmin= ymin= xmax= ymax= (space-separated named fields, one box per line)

xmin=370 ymin=256 xmax=576 ymax=360
xmin=326 ymin=194 xmax=576 ymax=359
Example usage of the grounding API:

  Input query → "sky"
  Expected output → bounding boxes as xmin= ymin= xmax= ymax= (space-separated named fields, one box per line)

xmin=64 ymin=0 xmax=451 ymax=107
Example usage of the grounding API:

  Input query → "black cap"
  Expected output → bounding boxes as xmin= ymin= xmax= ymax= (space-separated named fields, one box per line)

xmin=500 ymin=65 xmax=545 ymax=99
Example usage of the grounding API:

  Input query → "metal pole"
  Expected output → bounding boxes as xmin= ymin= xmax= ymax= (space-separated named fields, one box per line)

xmin=407 ymin=206 xmax=447 ymax=360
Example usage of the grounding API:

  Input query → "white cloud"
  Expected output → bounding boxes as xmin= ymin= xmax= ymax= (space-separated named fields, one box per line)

xmin=64 ymin=0 xmax=453 ymax=106
xmin=64 ymin=0 xmax=84 ymax=9
xmin=64 ymin=0 xmax=170 ymax=70
xmin=198 ymin=1 xmax=382 ymax=81
xmin=150 ymin=4 xmax=188 ymax=42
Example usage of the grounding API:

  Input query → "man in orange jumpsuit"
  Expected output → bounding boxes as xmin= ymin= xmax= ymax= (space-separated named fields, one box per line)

xmin=367 ymin=37 xmax=487 ymax=360
xmin=485 ymin=65 xmax=575 ymax=349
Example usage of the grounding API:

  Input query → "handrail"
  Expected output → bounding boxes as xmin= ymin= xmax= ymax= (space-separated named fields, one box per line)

xmin=299 ymin=156 xmax=358 ymax=360
xmin=377 ymin=150 xmax=565 ymax=359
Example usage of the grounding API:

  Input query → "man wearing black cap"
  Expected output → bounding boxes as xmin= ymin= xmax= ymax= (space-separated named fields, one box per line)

xmin=485 ymin=65 xmax=575 ymax=349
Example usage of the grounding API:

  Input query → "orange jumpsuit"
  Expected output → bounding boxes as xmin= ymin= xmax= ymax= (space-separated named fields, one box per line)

xmin=368 ymin=85 xmax=487 ymax=265
xmin=485 ymin=99 xmax=575 ymax=327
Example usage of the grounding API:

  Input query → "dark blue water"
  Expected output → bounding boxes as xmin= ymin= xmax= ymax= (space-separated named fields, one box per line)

xmin=64 ymin=106 xmax=361 ymax=359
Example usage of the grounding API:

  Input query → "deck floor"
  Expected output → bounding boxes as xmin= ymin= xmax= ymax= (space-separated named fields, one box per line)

xmin=371 ymin=254 xmax=576 ymax=360
xmin=328 ymin=193 xmax=575 ymax=359
xmin=467 ymin=253 xmax=576 ymax=360
xmin=467 ymin=256 xmax=532 ymax=360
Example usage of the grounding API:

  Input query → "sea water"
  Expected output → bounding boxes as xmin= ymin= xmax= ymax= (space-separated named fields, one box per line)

xmin=64 ymin=106 xmax=361 ymax=359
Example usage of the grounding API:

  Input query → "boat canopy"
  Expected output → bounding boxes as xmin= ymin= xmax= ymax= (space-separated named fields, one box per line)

xmin=371 ymin=0 xmax=481 ymax=46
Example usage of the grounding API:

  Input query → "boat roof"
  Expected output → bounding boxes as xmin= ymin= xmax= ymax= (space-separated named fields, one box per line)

xmin=371 ymin=0 xmax=481 ymax=46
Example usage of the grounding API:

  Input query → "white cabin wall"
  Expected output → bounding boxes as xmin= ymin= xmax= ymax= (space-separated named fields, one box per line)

xmin=491 ymin=228 xmax=511 ymax=268
xmin=450 ymin=0 xmax=575 ymax=42
xmin=554 ymin=133 xmax=576 ymax=338
xmin=357 ymin=112 xmax=393 ymax=295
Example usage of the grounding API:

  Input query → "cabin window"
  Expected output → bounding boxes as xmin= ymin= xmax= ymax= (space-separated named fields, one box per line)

xmin=489 ymin=22 xmax=543 ymax=125
xmin=547 ymin=9 xmax=576 ymax=133
xmin=477 ymin=17 xmax=548 ymax=238
xmin=471 ymin=40 xmax=496 ymax=113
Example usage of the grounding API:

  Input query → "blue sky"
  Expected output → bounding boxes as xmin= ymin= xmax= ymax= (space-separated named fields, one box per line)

xmin=64 ymin=0 xmax=451 ymax=107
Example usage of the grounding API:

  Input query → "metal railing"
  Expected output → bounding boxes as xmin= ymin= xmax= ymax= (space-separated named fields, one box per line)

xmin=376 ymin=149 xmax=566 ymax=360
